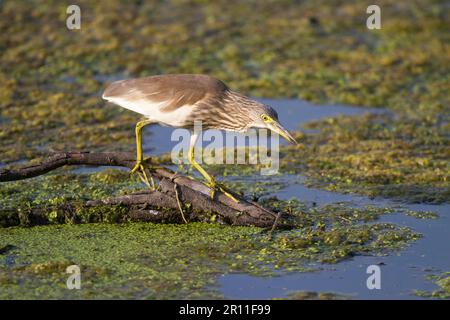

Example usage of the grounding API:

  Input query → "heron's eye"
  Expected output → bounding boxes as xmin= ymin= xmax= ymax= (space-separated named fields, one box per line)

xmin=261 ymin=114 xmax=272 ymax=123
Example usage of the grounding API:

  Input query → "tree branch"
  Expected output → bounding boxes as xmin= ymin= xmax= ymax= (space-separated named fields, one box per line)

xmin=0 ymin=152 xmax=290 ymax=228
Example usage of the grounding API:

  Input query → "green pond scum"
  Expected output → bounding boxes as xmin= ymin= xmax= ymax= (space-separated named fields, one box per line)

xmin=0 ymin=216 xmax=420 ymax=299
xmin=415 ymin=272 xmax=450 ymax=299
xmin=0 ymin=0 xmax=448 ymax=299
xmin=0 ymin=169 xmax=427 ymax=299
xmin=281 ymin=113 xmax=449 ymax=204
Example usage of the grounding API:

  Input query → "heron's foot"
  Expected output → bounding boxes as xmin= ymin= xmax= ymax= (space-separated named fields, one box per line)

xmin=131 ymin=161 xmax=156 ymax=190
xmin=205 ymin=178 xmax=240 ymax=203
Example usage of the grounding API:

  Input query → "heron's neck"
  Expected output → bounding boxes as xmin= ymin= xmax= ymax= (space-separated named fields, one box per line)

xmin=225 ymin=90 xmax=257 ymax=108
xmin=209 ymin=90 xmax=254 ymax=131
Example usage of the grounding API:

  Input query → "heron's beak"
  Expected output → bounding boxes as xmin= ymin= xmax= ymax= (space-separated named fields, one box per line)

xmin=269 ymin=121 xmax=298 ymax=144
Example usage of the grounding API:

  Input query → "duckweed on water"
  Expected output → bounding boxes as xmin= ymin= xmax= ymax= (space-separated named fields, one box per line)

xmin=0 ymin=169 xmax=142 ymax=209
xmin=0 ymin=219 xmax=419 ymax=299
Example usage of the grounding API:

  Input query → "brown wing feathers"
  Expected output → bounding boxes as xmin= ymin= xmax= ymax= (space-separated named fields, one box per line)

xmin=103 ymin=74 xmax=229 ymax=113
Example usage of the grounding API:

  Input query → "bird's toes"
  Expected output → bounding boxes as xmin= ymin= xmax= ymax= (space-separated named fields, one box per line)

xmin=130 ymin=162 xmax=142 ymax=174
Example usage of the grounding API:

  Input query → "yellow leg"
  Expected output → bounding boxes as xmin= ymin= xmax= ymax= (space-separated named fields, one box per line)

xmin=188 ymin=145 xmax=239 ymax=203
xmin=131 ymin=119 xmax=155 ymax=190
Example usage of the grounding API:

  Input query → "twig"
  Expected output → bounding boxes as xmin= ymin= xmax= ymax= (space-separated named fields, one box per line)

xmin=173 ymin=183 xmax=188 ymax=224
xmin=268 ymin=211 xmax=283 ymax=240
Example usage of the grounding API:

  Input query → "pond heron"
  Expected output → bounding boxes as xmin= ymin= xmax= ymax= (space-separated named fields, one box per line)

xmin=103 ymin=74 xmax=297 ymax=202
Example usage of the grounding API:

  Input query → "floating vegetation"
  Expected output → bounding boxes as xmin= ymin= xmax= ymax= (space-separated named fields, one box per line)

xmin=281 ymin=113 xmax=449 ymax=204
xmin=403 ymin=210 xmax=438 ymax=220
xmin=0 ymin=169 xmax=142 ymax=212
xmin=0 ymin=218 xmax=420 ymax=299
xmin=415 ymin=272 xmax=450 ymax=299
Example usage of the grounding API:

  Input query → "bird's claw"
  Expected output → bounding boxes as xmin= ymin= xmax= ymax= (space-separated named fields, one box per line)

xmin=130 ymin=162 xmax=142 ymax=174
xmin=131 ymin=161 xmax=156 ymax=190
xmin=206 ymin=179 xmax=239 ymax=203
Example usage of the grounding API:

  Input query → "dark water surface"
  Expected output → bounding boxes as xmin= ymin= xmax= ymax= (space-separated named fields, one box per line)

xmin=220 ymin=180 xmax=449 ymax=299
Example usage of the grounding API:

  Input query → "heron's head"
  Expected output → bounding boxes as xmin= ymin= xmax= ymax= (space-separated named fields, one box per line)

xmin=248 ymin=103 xmax=298 ymax=144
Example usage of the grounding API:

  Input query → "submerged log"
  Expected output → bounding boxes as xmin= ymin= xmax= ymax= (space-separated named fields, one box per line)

xmin=0 ymin=152 xmax=289 ymax=228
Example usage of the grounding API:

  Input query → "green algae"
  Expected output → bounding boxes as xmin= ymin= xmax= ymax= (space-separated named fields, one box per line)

xmin=0 ymin=169 xmax=143 ymax=227
xmin=0 ymin=223 xmax=253 ymax=299
xmin=281 ymin=113 xmax=449 ymax=204
xmin=415 ymin=272 xmax=450 ymax=299
xmin=0 ymin=169 xmax=142 ymax=210
xmin=0 ymin=217 xmax=419 ymax=299
xmin=403 ymin=210 xmax=438 ymax=220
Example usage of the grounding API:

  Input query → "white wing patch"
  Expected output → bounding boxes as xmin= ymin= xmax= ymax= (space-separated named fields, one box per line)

xmin=104 ymin=96 xmax=195 ymax=128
